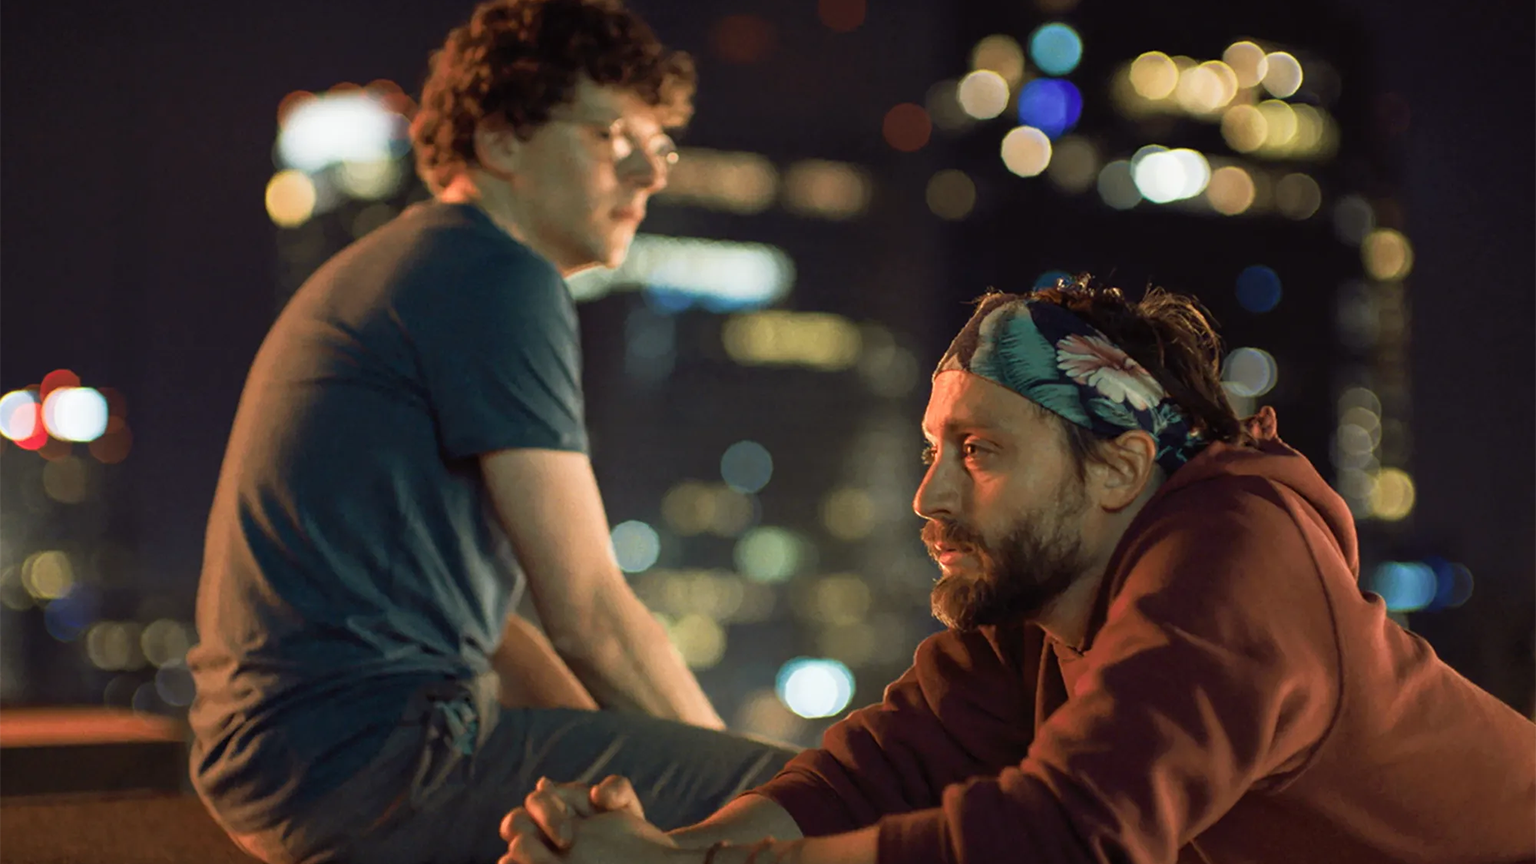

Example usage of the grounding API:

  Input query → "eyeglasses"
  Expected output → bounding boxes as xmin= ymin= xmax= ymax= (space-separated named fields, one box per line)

xmin=554 ymin=115 xmax=679 ymax=168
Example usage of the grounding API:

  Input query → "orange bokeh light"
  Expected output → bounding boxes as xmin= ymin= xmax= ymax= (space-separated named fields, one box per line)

xmin=882 ymin=103 xmax=932 ymax=152
xmin=710 ymin=14 xmax=776 ymax=65
xmin=818 ymin=0 xmax=866 ymax=32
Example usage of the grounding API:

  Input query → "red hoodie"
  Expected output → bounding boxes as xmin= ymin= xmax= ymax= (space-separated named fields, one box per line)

xmin=753 ymin=410 xmax=1536 ymax=863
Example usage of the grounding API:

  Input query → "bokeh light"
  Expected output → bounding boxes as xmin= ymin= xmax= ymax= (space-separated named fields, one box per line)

xmin=1369 ymin=467 xmax=1415 ymax=521
xmin=710 ymin=14 xmax=776 ymax=65
xmin=155 ymin=663 xmax=196 ymax=707
xmin=776 ymin=657 xmax=856 ymax=718
xmin=882 ymin=103 xmax=932 ymax=152
xmin=1370 ymin=561 xmax=1436 ymax=612
xmin=1362 ymin=229 xmax=1414 ymax=280
xmin=22 ymin=551 xmax=74 ymax=601
xmin=736 ymin=688 xmax=807 ymax=743
xmin=783 ymin=160 xmax=871 ymax=221
xmin=1333 ymin=195 xmax=1376 ymax=245
xmin=89 ymin=417 xmax=133 ymax=464
xmin=1129 ymin=51 xmax=1178 ymax=100
xmin=611 ymin=520 xmax=662 ymax=573
xmin=666 ymin=613 xmax=726 ymax=669
xmin=664 ymin=482 xmax=718 ymax=536
xmin=721 ymin=440 xmax=774 ymax=494
xmin=803 ymin=575 xmax=872 ymax=626
xmin=1221 ymin=104 xmax=1267 ymax=153
xmin=1206 ymin=165 xmax=1256 ymax=215
xmin=141 ymin=619 xmax=193 ymax=668
xmin=41 ymin=387 xmax=109 ymax=442
xmin=1257 ymin=100 xmax=1298 ymax=150
xmin=1000 ymin=126 xmax=1052 ymax=177
xmin=956 ymin=70 xmax=1011 ymax=121
xmin=0 ymin=390 xmax=41 ymax=443
xmin=926 ymin=169 xmax=977 ymax=220
xmin=1045 ymin=135 xmax=1099 ymax=194
xmin=925 ymin=80 xmax=973 ymax=131
xmin=87 ymin=622 xmax=141 ymax=671
xmin=1261 ymin=51 xmax=1303 ymax=98
xmin=1236 ymin=265 xmax=1282 ymax=313
xmin=722 ymin=311 xmax=862 ymax=370
xmin=1223 ymin=41 xmax=1269 ymax=88
xmin=1016 ymin=78 xmax=1082 ymax=139
xmin=1175 ymin=62 xmax=1233 ymax=115
xmin=1222 ymin=347 xmax=1278 ymax=397
xmin=1096 ymin=160 xmax=1140 ymax=209
xmin=970 ymin=34 xmax=1026 ymax=88
xmin=1275 ymin=173 xmax=1322 ymax=220
xmin=817 ymin=0 xmax=865 ymax=32
xmin=266 ymin=170 xmax=317 ymax=228
xmin=42 ymin=455 xmax=91 ymax=504
xmin=821 ymin=487 xmax=876 ymax=541
xmin=1028 ymin=23 xmax=1082 ymax=76
xmin=734 ymin=527 xmax=804 ymax=583
xmin=1132 ymin=147 xmax=1209 ymax=203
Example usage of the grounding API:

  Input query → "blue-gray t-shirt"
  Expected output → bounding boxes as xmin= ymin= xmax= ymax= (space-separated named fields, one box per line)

xmin=187 ymin=201 xmax=586 ymax=827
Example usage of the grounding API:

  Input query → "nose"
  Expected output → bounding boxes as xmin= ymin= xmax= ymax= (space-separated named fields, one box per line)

xmin=913 ymin=453 xmax=958 ymax=521
xmin=621 ymin=147 xmax=668 ymax=194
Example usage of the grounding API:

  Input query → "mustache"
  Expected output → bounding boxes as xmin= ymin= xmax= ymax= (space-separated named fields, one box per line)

xmin=921 ymin=519 xmax=986 ymax=559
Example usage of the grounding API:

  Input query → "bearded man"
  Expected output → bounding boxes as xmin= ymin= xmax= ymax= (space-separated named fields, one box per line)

xmin=498 ymin=280 xmax=1536 ymax=864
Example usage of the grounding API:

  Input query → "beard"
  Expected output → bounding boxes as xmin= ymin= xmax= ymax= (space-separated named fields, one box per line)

xmin=924 ymin=478 xmax=1094 ymax=632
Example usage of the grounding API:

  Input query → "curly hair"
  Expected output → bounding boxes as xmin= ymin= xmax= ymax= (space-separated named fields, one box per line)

xmin=1020 ymin=274 xmax=1254 ymax=475
xmin=410 ymin=0 xmax=696 ymax=193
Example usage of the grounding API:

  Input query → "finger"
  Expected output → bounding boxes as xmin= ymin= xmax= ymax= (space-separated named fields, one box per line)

xmin=504 ymin=831 xmax=562 ymax=864
xmin=591 ymin=775 xmax=644 ymax=818
xmin=524 ymin=790 xmax=580 ymax=850
xmin=499 ymin=809 xmax=554 ymax=849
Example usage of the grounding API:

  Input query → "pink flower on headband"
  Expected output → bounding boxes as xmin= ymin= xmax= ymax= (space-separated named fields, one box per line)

xmin=1055 ymin=334 xmax=1166 ymax=411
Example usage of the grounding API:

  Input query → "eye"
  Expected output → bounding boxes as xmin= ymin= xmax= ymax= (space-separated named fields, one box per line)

xmin=961 ymin=440 xmax=988 ymax=460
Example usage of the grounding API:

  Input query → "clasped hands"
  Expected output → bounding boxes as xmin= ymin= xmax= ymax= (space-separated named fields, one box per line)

xmin=498 ymin=774 xmax=686 ymax=864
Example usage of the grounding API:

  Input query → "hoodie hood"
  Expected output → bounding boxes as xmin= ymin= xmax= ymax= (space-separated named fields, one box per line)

xmin=1139 ymin=406 xmax=1359 ymax=579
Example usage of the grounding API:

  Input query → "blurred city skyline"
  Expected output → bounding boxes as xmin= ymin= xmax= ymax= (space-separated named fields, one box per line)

xmin=1 ymin=0 xmax=1530 ymax=736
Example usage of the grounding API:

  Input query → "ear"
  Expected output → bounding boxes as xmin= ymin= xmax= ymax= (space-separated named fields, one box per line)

xmin=472 ymin=117 xmax=521 ymax=180
xmin=1084 ymin=429 xmax=1158 ymax=511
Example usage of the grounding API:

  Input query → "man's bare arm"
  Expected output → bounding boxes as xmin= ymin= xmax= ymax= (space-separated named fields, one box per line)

xmin=489 ymin=614 xmax=599 ymax=710
xmin=667 ymin=793 xmax=804 ymax=848
xmin=480 ymin=448 xmax=724 ymax=728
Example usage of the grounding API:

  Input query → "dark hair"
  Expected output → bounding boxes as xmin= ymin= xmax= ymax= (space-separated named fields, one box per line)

xmin=410 ymin=0 xmax=696 ymax=193
xmin=1020 ymin=274 xmax=1253 ymax=476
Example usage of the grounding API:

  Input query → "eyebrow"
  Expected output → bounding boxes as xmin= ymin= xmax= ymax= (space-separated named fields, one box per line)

xmin=921 ymin=417 xmax=1008 ymax=442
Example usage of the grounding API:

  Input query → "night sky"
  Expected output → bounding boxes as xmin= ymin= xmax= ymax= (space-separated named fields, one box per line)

xmin=3 ymin=1 xmax=1531 ymax=707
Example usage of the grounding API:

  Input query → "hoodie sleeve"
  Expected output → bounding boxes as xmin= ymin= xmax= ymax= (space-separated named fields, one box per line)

xmin=875 ymin=477 xmax=1342 ymax=864
xmin=751 ymin=626 xmax=1040 ymax=838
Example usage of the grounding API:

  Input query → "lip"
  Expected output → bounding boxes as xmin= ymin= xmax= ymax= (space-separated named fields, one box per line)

xmin=613 ymin=206 xmax=645 ymax=222
xmin=934 ymin=547 xmax=969 ymax=567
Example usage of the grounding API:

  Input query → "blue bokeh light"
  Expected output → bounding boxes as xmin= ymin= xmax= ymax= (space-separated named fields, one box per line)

xmin=1016 ymin=79 xmax=1082 ymax=140
xmin=1370 ymin=561 xmax=1437 ymax=613
xmin=1028 ymin=23 xmax=1083 ymax=76
xmin=1236 ymin=265 xmax=1283 ymax=313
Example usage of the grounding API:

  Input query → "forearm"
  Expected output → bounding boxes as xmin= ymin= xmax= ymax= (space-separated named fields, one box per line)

xmin=665 ymin=827 xmax=879 ymax=864
xmin=489 ymin=614 xmax=599 ymax=710
xmin=555 ymin=590 xmax=724 ymax=729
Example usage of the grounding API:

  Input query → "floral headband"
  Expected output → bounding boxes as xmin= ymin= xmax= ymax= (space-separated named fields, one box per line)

xmin=935 ymin=295 xmax=1206 ymax=476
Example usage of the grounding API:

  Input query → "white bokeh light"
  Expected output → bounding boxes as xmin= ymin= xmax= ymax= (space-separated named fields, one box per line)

xmin=611 ymin=520 xmax=661 ymax=573
xmin=278 ymin=92 xmax=404 ymax=172
xmin=42 ymin=387 xmax=109 ymax=442
xmin=776 ymin=657 xmax=855 ymax=718
xmin=0 ymin=390 xmax=39 ymax=441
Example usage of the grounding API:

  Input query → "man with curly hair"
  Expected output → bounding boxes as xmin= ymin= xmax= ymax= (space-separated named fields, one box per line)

xmin=187 ymin=2 xmax=793 ymax=862
xmin=500 ymin=280 xmax=1536 ymax=864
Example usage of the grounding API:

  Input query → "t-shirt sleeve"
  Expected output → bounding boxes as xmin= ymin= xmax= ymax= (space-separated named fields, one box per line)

xmin=874 ymin=478 xmax=1342 ymax=864
xmin=401 ymin=246 xmax=587 ymax=459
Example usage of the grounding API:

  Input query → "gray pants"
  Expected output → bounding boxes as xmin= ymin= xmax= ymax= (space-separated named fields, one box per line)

xmin=224 ymin=674 xmax=797 ymax=864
